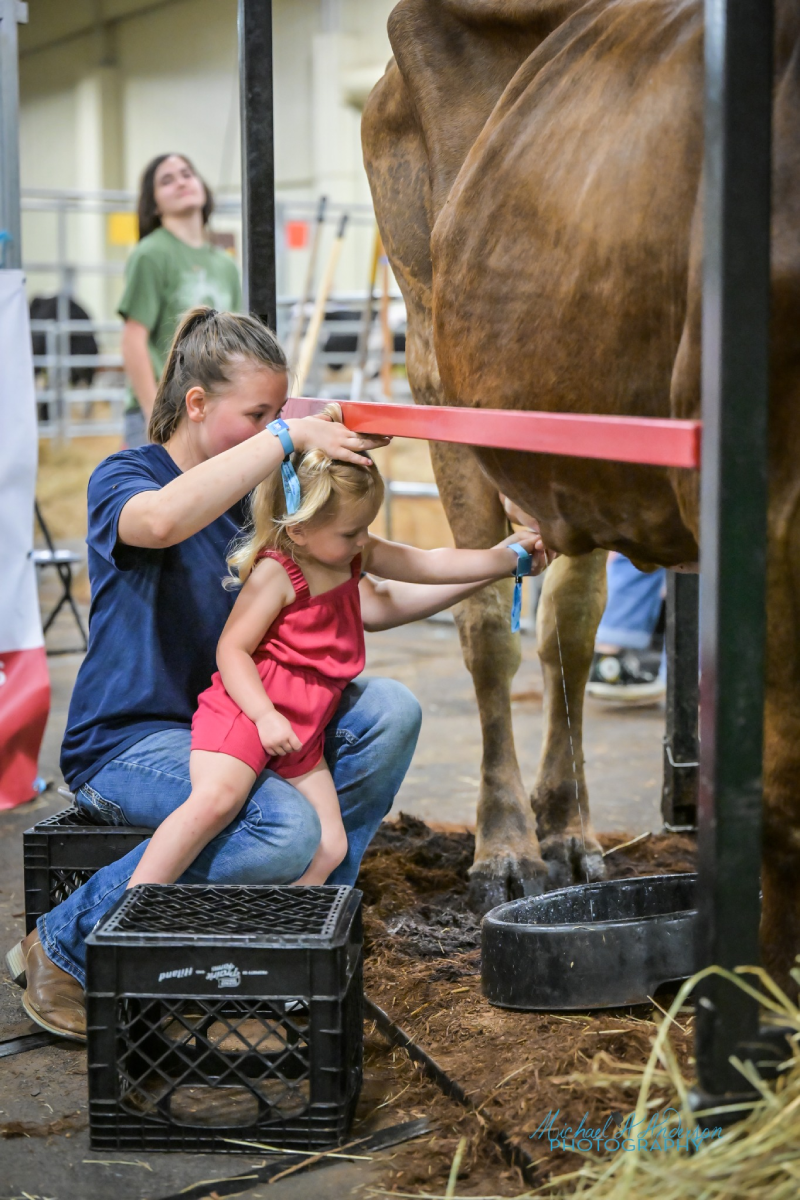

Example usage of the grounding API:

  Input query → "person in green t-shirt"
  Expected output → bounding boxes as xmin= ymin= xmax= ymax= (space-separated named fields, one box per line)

xmin=119 ymin=153 xmax=242 ymax=447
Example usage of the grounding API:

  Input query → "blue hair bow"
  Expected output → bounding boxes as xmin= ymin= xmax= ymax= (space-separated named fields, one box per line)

xmin=267 ymin=419 xmax=301 ymax=515
xmin=280 ymin=459 xmax=301 ymax=515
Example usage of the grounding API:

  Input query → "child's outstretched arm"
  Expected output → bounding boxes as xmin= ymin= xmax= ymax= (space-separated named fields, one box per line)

xmin=216 ymin=558 xmax=303 ymax=756
xmin=362 ymin=529 xmax=547 ymax=586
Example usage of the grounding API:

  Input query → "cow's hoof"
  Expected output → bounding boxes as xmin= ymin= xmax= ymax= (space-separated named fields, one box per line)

xmin=467 ymin=855 xmax=548 ymax=915
xmin=540 ymin=834 xmax=607 ymax=890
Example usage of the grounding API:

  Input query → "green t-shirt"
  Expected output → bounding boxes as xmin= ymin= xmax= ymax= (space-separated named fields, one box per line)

xmin=118 ymin=226 xmax=242 ymax=412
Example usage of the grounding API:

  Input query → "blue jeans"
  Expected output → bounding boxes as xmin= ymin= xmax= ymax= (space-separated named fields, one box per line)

xmin=596 ymin=554 xmax=666 ymax=651
xmin=39 ymin=677 xmax=421 ymax=986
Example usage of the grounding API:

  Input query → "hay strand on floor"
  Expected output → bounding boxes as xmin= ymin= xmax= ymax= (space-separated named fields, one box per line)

xmin=537 ymin=963 xmax=800 ymax=1199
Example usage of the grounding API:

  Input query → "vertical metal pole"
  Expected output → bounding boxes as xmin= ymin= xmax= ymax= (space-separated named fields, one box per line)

xmin=238 ymin=0 xmax=277 ymax=330
xmin=56 ymin=207 xmax=69 ymax=443
xmin=0 ymin=0 xmax=27 ymax=270
xmin=695 ymin=0 xmax=772 ymax=1102
xmin=661 ymin=572 xmax=699 ymax=828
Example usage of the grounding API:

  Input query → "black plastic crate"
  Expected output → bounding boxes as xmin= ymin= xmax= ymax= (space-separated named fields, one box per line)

xmin=86 ymin=884 xmax=363 ymax=1154
xmin=24 ymin=807 xmax=152 ymax=934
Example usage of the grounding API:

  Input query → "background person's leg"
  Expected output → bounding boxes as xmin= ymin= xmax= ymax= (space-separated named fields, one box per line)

xmin=122 ymin=406 xmax=147 ymax=449
xmin=595 ymin=554 xmax=665 ymax=650
xmin=588 ymin=554 xmax=666 ymax=702
xmin=37 ymin=729 xmax=320 ymax=985
xmin=324 ymin=677 xmax=422 ymax=886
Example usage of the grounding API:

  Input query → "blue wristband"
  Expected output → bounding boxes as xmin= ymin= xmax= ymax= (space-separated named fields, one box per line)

xmin=267 ymin=419 xmax=301 ymax=515
xmin=507 ymin=542 xmax=533 ymax=633
xmin=507 ymin=542 xmax=533 ymax=579
xmin=267 ymin=418 xmax=294 ymax=460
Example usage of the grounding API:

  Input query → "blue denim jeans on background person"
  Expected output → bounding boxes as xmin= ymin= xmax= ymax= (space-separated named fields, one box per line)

xmin=596 ymin=553 xmax=666 ymax=652
xmin=38 ymin=677 xmax=421 ymax=986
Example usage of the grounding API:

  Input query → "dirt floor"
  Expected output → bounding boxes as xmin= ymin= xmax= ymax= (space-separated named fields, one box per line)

xmin=0 ymin=439 xmax=684 ymax=1198
xmin=355 ymin=814 xmax=697 ymax=1196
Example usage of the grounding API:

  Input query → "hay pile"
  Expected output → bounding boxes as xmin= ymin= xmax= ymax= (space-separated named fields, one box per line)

xmin=537 ymin=966 xmax=800 ymax=1200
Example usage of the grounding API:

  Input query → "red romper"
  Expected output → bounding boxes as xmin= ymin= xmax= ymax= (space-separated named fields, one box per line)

xmin=191 ymin=550 xmax=365 ymax=779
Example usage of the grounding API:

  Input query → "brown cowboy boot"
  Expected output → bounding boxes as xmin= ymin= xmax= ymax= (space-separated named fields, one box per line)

xmin=6 ymin=930 xmax=86 ymax=1042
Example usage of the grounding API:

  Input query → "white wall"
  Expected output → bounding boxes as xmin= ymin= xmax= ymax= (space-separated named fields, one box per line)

xmin=119 ymin=0 xmax=241 ymax=196
xmin=18 ymin=0 xmax=398 ymax=315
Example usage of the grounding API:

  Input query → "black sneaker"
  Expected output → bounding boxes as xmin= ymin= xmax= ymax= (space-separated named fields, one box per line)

xmin=586 ymin=650 xmax=665 ymax=705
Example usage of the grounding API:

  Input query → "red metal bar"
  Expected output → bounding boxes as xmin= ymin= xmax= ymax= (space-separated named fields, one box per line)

xmin=283 ymin=398 xmax=701 ymax=469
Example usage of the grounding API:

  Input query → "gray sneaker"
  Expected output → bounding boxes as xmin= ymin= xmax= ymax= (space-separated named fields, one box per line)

xmin=586 ymin=650 xmax=666 ymax=705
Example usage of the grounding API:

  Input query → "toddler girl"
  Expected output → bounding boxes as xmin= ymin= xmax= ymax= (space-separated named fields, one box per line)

xmin=128 ymin=428 xmax=545 ymax=887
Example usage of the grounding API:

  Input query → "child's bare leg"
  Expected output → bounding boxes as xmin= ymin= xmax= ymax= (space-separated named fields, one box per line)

xmin=291 ymin=761 xmax=347 ymax=884
xmin=128 ymin=751 xmax=256 ymax=887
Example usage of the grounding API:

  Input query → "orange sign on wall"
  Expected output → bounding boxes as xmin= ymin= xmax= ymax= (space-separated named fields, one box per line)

xmin=285 ymin=220 xmax=309 ymax=250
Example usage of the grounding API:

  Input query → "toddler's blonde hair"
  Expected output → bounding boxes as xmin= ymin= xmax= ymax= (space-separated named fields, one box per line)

xmin=227 ymin=410 xmax=384 ymax=586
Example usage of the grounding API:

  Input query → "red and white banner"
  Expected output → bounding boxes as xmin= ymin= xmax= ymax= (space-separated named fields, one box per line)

xmin=0 ymin=271 xmax=50 ymax=809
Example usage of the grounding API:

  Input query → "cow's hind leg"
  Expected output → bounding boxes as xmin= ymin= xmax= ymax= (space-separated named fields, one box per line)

xmin=761 ymin=496 xmax=800 ymax=998
xmin=429 ymin=442 xmax=549 ymax=913
xmin=532 ymin=550 xmax=608 ymax=887
xmin=761 ymin=697 xmax=800 ymax=1000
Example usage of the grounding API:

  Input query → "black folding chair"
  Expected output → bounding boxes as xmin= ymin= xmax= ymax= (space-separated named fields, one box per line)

xmin=32 ymin=501 xmax=88 ymax=654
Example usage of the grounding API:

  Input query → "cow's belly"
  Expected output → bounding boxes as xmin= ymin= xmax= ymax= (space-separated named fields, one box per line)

xmin=429 ymin=0 xmax=703 ymax=561
xmin=473 ymin=446 xmax=696 ymax=563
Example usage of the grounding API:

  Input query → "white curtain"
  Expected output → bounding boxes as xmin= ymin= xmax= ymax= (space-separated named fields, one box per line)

xmin=0 ymin=270 xmax=50 ymax=807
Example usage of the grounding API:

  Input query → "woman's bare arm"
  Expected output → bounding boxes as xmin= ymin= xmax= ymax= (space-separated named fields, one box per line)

xmin=121 ymin=319 xmax=158 ymax=421
xmin=359 ymin=575 xmax=495 ymax=631
xmin=117 ymin=418 xmax=387 ymax=550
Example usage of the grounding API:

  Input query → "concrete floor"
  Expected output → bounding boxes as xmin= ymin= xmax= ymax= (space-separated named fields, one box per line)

xmin=369 ymin=617 xmax=665 ymax=834
xmin=0 ymin=597 xmax=666 ymax=1199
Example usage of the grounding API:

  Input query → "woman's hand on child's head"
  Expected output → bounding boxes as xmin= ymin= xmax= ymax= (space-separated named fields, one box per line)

xmin=256 ymin=711 xmax=303 ymax=757
xmin=288 ymin=410 xmax=391 ymax=467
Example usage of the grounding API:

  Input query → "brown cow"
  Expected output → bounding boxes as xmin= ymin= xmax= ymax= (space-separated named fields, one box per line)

xmin=362 ymin=0 xmax=800 ymax=989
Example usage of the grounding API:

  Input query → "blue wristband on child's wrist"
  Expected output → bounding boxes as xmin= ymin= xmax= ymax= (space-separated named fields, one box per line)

xmin=267 ymin=419 xmax=301 ymax=515
xmin=507 ymin=542 xmax=533 ymax=633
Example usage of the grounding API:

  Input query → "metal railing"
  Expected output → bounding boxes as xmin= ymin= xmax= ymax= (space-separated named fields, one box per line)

xmin=23 ymin=188 xmax=409 ymax=439
xmin=31 ymin=316 xmax=125 ymax=440
xmin=30 ymin=299 xmax=408 ymax=441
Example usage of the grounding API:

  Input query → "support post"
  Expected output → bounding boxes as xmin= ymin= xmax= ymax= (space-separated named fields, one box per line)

xmin=238 ymin=0 xmax=276 ymax=329
xmin=661 ymin=572 xmax=699 ymax=829
xmin=694 ymin=0 xmax=772 ymax=1105
xmin=0 ymin=0 xmax=27 ymax=271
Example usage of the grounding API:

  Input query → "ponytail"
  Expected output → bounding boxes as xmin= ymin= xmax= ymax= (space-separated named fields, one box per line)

xmin=149 ymin=307 xmax=288 ymax=444
xmin=226 ymin=405 xmax=385 ymax=587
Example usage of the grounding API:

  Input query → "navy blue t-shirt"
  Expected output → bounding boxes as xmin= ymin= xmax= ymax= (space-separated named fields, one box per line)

xmin=60 ymin=445 xmax=245 ymax=790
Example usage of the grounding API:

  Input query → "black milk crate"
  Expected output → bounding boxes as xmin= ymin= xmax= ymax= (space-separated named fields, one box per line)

xmin=24 ymin=807 xmax=152 ymax=934
xmin=86 ymin=884 xmax=364 ymax=1154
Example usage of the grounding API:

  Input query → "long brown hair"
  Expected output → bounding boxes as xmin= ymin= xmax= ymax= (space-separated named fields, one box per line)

xmin=149 ymin=307 xmax=288 ymax=444
xmin=137 ymin=153 xmax=214 ymax=240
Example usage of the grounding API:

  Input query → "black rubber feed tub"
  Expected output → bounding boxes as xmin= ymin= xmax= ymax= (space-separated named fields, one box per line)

xmin=481 ymin=873 xmax=697 ymax=1010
